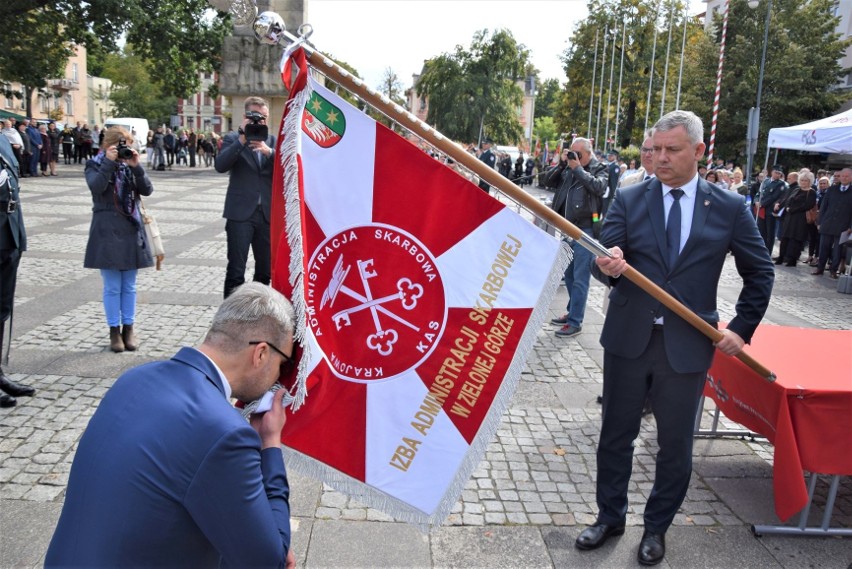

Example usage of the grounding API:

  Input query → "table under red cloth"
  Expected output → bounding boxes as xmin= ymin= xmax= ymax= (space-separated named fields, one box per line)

xmin=705 ymin=325 xmax=852 ymax=522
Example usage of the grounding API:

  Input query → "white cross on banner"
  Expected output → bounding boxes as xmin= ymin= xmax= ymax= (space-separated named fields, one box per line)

xmin=266 ymin=48 xmax=570 ymax=528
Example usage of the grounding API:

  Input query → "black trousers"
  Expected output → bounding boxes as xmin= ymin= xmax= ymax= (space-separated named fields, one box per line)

xmin=816 ymin=233 xmax=842 ymax=273
xmin=0 ymin=247 xmax=21 ymax=322
xmin=757 ymin=212 xmax=778 ymax=254
xmin=224 ymin=206 xmax=270 ymax=298
xmin=596 ymin=328 xmax=707 ymax=533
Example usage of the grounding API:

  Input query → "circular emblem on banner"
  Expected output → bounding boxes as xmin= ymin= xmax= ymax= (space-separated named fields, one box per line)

xmin=306 ymin=224 xmax=446 ymax=383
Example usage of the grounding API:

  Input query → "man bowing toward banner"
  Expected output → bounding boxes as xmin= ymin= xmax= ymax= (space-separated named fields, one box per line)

xmin=579 ymin=110 xmax=773 ymax=565
xmin=46 ymin=283 xmax=296 ymax=569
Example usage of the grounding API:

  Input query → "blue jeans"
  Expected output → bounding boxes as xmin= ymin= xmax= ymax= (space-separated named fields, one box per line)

xmin=29 ymin=151 xmax=40 ymax=176
xmin=564 ymin=227 xmax=595 ymax=328
xmin=100 ymin=269 xmax=137 ymax=327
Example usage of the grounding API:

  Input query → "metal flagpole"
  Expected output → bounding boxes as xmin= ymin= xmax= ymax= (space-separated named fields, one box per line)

xmin=595 ymin=27 xmax=609 ymax=150
xmin=587 ymin=29 xmax=599 ymax=138
xmin=707 ymin=0 xmax=731 ymax=164
xmin=675 ymin=2 xmax=689 ymax=109
xmin=260 ymin=13 xmax=777 ymax=382
xmin=604 ymin=23 xmax=617 ymax=151
xmin=614 ymin=22 xmax=626 ymax=147
xmin=660 ymin=0 xmax=676 ymax=118
xmin=644 ymin=3 xmax=661 ymax=135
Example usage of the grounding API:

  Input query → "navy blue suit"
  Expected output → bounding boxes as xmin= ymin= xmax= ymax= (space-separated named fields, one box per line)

xmin=46 ymin=347 xmax=292 ymax=568
xmin=591 ymin=176 xmax=773 ymax=533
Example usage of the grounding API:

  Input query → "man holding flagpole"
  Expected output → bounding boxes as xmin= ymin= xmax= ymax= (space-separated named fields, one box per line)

xmin=579 ymin=110 xmax=773 ymax=565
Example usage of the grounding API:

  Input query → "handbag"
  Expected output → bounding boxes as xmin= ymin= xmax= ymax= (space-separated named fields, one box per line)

xmin=805 ymin=203 xmax=819 ymax=224
xmin=139 ymin=198 xmax=165 ymax=270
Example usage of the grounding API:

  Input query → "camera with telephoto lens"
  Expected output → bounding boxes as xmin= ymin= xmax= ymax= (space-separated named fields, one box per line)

xmin=242 ymin=111 xmax=268 ymax=142
xmin=116 ymin=137 xmax=134 ymax=160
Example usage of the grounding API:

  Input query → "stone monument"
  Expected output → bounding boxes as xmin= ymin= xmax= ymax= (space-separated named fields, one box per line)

xmin=215 ymin=0 xmax=307 ymax=132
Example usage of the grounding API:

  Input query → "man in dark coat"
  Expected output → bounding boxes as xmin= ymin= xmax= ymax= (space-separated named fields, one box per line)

xmin=756 ymin=165 xmax=787 ymax=254
xmin=215 ymin=96 xmax=276 ymax=298
xmin=580 ymin=110 xmax=773 ymax=566
xmin=812 ymin=167 xmax=852 ymax=279
xmin=0 ymin=135 xmax=36 ymax=408
xmin=477 ymin=138 xmax=497 ymax=193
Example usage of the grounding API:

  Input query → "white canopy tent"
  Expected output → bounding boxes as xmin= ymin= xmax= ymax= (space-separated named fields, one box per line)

xmin=767 ymin=108 xmax=852 ymax=154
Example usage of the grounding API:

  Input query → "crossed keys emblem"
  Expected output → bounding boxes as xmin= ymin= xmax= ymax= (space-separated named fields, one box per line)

xmin=320 ymin=256 xmax=423 ymax=356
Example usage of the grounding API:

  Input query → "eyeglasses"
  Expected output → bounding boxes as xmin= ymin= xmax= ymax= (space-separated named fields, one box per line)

xmin=249 ymin=340 xmax=294 ymax=376
xmin=640 ymin=147 xmax=654 ymax=154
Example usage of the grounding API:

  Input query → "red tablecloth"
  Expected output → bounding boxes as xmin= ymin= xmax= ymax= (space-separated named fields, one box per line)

xmin=705 ymin=325 xmax=852 ymax=521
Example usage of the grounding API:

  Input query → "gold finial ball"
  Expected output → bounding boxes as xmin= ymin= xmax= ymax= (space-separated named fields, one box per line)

xmin=254 ymin=11 xmax=287 ymax=45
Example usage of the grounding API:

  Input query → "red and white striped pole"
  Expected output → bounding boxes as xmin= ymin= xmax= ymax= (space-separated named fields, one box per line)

xmin=707 ymin=0 xmax=730 ymax=164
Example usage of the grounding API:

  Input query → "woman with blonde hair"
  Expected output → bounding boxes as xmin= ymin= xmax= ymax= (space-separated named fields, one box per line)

xmin=83 ymin=127 xmax=155 ymax=352
xmin=729 ymin=168 xmax=747 ymax=195
xmin=775 ymin=169 xmax=816 ymax=267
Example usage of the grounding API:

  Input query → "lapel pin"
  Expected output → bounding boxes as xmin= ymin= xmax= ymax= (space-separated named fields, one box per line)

xmin=704 ymin=200 xmax=710 ymax=206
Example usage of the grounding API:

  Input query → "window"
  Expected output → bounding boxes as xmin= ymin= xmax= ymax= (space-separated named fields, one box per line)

xmin=65 ymin=95 xmax=73 ymax=116
xmin=3 ymin=84 xmax=12 ymax=108
xmin=72 ymin=63 xmax=78 ymax=83
xmin=40 ymin=95 xmax=49 ymax=113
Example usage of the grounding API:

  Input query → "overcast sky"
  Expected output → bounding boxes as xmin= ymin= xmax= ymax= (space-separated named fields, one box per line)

xmin=305 ymin=0 xmax=707 ymax=93
xmin=306 ymin=0 xmax=591 ymax=90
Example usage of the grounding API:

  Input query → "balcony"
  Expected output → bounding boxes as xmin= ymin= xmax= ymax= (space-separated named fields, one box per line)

xmin=48 ymin=79 xmax=78 ymax=91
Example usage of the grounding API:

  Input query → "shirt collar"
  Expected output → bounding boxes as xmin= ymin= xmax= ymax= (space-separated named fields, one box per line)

xmin=661 ymin=173 xmax=699 ymax=199
xmin=192 ymin=347 xmax=232 ymax=401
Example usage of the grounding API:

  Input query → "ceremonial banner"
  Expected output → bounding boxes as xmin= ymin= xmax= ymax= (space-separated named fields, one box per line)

xmin=268 ymin=49 xmax=570 ymax=527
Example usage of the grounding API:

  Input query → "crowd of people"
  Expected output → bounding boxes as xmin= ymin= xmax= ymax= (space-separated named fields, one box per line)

xmin=1 ymin=94 xmax=849 ymax=568
xmin=0 ymin=117 xmax=224 ymax=178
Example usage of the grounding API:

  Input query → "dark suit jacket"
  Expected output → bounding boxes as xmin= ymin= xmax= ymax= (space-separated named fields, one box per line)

xmin=593 ymin=177 xmax=774 ymax=374
xmin=0 ymin=136 xmax=25 ymax=251
xmin=45 ymin=347 xmax=292 ymax=568
xmin=215 ymin=131 xmax=276 ymax=222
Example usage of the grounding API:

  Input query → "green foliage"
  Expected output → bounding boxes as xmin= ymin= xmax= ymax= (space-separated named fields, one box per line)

xmin=100 ymin=49 xmax=177 ymax=128
xmin=372 ymin=67 xmax=406 ymax=131
xmin=679 ymin=0 xmax=851 ymax=167
xmin=535 ymin=78 xmax=562 ymax=119
xmin=0 ymin=0 xmax=228 ymax=115
xmin=556 ymin=0 xmax=697 ymax=150
xmin=533 ymin=116 xmax=558 ymax=144
xmin=417 ymin=29 xmax=530 ymax=144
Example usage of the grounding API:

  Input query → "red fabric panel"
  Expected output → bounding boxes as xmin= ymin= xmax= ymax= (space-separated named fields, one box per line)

xmin=415 ymin=307 xmax=531 ymax=444
xmin=281 ymin=360 xmax=367 ymax=482
xmin=706 ymin=324 xmax=852 ymax=521
xmin=370 ymin=126 xmax=505 ymax=259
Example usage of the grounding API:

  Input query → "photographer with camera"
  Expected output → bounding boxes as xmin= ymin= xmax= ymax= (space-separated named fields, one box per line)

xmin=544 ymin=138 xmax=609 ymax=338
xmin=215 ymin=96 xmax=276 ymax=298
xmin=84 ymin=127 xmax=155 ymax=353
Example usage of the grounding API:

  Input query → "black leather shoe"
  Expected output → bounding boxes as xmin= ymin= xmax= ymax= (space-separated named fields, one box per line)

xmin=0 ymin=393 xmax=16 ymax=408
xmin=637 ymin=530 xmax=665 ymax=566
xmin=0 ymin=372 xmax=35 ymax=398
xmin=575 ymin=522 xmax=625 ymax=550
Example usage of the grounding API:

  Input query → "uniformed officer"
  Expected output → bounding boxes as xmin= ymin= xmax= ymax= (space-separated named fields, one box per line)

xmin=0 ymin=135 xmax=36 ymax=408
xmin=477 ymin=138 xmax=497 ymax=193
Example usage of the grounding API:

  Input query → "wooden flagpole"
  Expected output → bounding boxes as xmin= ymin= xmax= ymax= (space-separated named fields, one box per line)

xmin=286 ymin=42 xmax=775 ymax=383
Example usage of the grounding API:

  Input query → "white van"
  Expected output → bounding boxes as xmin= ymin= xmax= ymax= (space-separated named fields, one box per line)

xmin=103 ymin=118 xmax=150 ymax=152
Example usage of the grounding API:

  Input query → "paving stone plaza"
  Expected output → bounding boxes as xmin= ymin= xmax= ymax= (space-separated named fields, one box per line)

xmin=1 ymin=163 xmax=850 ymax=568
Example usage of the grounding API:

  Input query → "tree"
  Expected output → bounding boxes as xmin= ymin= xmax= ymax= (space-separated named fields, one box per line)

xmin=535 ymin=78 xmax=562 ymax=119
xmin=417 ymin=29 xmax=530 ymax=144
xmin=556 ymin=0 xmax=699 ymax=150
xmin=100 ymin=48 xmax=176 ymax=128
xmin=0 ymin=0 xmax=229 ymax=116
xmin=373 ymin=67 xmax=406 ymax=131
xmin=533 ymin=116 xmax=559 ymax=146
xmin=679 ymin=0 xmax=851 ymax=168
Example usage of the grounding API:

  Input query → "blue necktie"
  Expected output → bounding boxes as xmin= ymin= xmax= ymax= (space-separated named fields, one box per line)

xmin=666 ymin=189 xmax=684 ymax=268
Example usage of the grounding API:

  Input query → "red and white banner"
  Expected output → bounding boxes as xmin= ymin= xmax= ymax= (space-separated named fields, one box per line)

xmin=267 ymin=49 xmax=569 ymax=527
